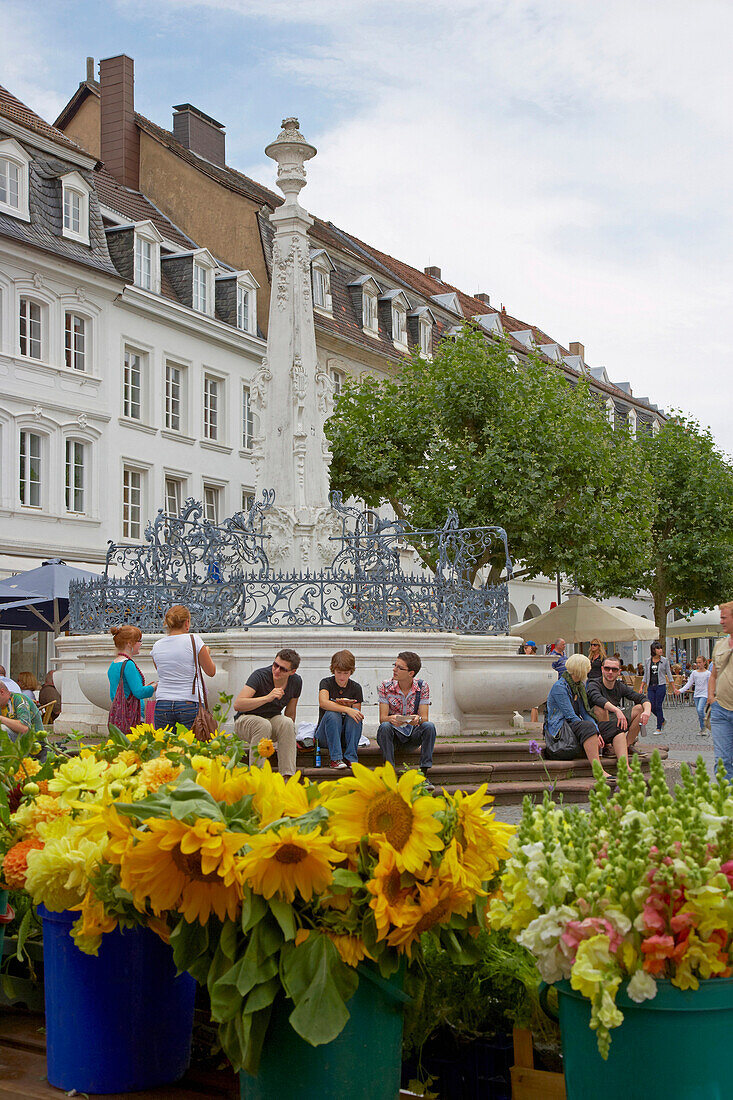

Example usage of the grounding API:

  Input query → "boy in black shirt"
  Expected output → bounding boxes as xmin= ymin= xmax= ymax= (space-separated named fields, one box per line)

xmin=317 ymin=649 xmax=364 ymax=769
xmin=587 ymin=654 xmax=652 ymax=764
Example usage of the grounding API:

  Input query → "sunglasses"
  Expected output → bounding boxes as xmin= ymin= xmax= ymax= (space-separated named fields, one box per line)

xmin=603 ymin=667 xmax=621 ymax=674
xmin=272 ymin=661 xmax=292 ymax=674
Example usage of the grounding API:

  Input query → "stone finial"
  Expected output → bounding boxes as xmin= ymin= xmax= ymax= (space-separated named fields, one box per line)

xmin=265 ymin=117 xmax=316 ymax=201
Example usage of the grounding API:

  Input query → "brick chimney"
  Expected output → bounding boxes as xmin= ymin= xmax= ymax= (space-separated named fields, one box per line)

xmin=475 ymin=292 xmax=491 ymax=305
xmin=424 ymin=265 xmax=441 ymax=281
xmin=569 ymin=341 xmax=585 ymax=359
xmin=172 ymin=104 xmax=226 ymax=167
xmin=99 ymin=54 xmax=139 ymax=190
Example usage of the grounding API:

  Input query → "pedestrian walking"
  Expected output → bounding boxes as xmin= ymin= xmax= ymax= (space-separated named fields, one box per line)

xmin=641 ymin=642 xmax=678 ymax=734
xmin=587 ymin=639 xmax=606 ymax=681
xmin=678 ymin=656 xmax=711 ymax=735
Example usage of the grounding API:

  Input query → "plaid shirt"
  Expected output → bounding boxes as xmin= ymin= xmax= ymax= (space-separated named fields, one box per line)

xmin=378 ymin=677 xmax=430 ymax=717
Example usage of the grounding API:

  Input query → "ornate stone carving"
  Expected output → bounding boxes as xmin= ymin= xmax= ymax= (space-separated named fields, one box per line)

xmin=250 ymin=359 xmax=272 ymax=410
xmin=76 ymin=412 xmax=88 ymax=429
xmin=250 ymin=434 xmax=267 ymax=482
xmin=264 ymin=118 xmax=317 ymax=202
xmin=315 ymin=367 xmax=334 ymax=417
xmin=75 ymin=286 xmax=87 ymax=302
xmin=32 ymin=272 xmax=43 ymax=289
xmin=273 ymin=240 xmax=289 ymax=312
xmin=32 ymin=405 xmax=43 ymax=421
xmin=291 ymin=354 xmax=307 ymax=403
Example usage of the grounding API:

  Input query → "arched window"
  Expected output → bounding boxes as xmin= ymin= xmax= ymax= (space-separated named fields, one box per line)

xmin=0 ymin=138 xmax=30 ymax=221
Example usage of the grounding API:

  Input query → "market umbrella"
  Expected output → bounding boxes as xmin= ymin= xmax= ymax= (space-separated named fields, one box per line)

xmin=0 ymin=558 xmax=100 ymax=633
xmin=509 ymin=593 xmax=659 ymax=644
xmin=668 ymin=609 xmax=725 ymax=640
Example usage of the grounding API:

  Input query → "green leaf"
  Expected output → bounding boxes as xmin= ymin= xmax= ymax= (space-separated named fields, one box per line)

xmin=219 ymin=919 xmax=239 ymax=961
xmin=244 ymin=974 xmax=280 ymax=1014
xmin=241 ymin=887 xmax=268 ymax=934
xmin=240 ymin=1004 xmax=274 ymax=1077
xmin=169 ymin=917 xmax=210 ymax=979
xmin=269 ymin=897 xmax=296 ymax=941
xmin=331 ymin=869 xmax=364 ymax=890
xmin=281 ymin=933 xmax=358 ymax=1047
xmin=15 ymin=907 xmax=32 ymax=962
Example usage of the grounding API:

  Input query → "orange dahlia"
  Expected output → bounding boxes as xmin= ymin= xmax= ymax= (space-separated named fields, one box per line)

xmin=3 ymin=838 xmax=44 ymax=889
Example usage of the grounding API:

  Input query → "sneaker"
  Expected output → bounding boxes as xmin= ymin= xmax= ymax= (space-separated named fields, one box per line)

xmin=653 ymin=730 xmax=662 ymax=736
xmin=418 ymin=770 xmax=435 ymax=793
xmin=699 ymin=729 xmax=710 ymax=737
xmin=329 ymin=760 xmax=348 ymax=770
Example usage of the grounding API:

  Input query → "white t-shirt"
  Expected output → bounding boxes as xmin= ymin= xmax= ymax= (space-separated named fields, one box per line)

xmin=151 ymin=633 xmax=206 ymax=702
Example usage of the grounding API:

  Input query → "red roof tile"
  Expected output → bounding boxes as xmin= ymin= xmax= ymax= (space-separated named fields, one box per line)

xmin=0 ymin=84 xmax=92 ymax=156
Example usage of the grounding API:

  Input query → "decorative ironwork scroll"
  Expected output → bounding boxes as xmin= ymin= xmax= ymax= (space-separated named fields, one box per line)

xmin=69 ymin=491 xmax=512 ymax=635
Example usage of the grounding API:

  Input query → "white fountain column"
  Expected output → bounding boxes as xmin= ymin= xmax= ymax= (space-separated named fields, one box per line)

xmin=251 ymin=118 xmax=336 ymax=571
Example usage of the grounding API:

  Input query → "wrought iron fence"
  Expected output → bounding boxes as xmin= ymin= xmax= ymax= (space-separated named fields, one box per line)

xmin=69 ymin=492 xmax=512 ymax=635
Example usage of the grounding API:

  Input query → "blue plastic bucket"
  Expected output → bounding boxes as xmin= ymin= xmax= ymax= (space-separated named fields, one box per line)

xmin=39 ymin=905 xmax=196 ymax=1094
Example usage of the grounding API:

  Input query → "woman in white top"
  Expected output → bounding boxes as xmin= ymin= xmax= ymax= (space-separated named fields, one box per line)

xmin=679 ymin=656 xmax=711 ymax=735
xmin=151 ymin=604 xmax=216 ymax=730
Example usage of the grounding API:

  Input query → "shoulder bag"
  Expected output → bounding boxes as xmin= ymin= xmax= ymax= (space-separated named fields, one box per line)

xmin=109 ymin=658 xmax=143 ymax=736
xmin=190 ymin=635 xmax=216 ymax=742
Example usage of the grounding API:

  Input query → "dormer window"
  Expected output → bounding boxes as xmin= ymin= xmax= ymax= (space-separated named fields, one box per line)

xmin=392 ymin=304 xmax=407 ymax=347
xmin=311 ymin=249 xmax=335 ymax=313
xmin=420 ymin=318 xmax=432 ymax=358
xmin=237 ymin=286 xmax=250 ymax=331
xmin=132 ymin=222 xmax=162 ymax=292
xmin=0 ymin=138 xmax=30 ymax=221
xmin=60 ymin=171 xmax=91 ymax=244
xmin=191 ymin=249 xmax=218 ymax=317
xmin=235 ymin=271 xmax=259 ymax=333
xmin=363 ymin=290 xmax=377 ymax=332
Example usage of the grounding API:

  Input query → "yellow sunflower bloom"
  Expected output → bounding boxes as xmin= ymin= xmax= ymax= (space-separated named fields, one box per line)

xmin=119 ymin=817 xmax=247 ymax=924
xmin=386 ymin=873 xmax=476 ymax=957
xmin=451 ymin=786 xmax=514 ymax=882
xmin=327 ymin=763 xmax=445 ymax=874
xmin=196 ymin=759 xmax=260 ymax=805
xmin=325 ymin=931 xmax=373 ymax=967
xmin=103 ymin=804 xmax=141 ymax=865
xmin=70 ymin=888 xmax=118 ymax=955
xmin=366 ymin=843 xmax=419 ymax=938
xmin=238 ymin=825 xmax=344 ymax=903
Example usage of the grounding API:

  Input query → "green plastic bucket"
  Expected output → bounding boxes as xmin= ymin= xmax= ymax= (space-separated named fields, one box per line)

xmin=543 ymin=977 xmax=733 ymax=1100
xmin=240 ymin=964 xmax=409 ymax=1100
xmin=0 ymin=891 xmax=15 ymax=958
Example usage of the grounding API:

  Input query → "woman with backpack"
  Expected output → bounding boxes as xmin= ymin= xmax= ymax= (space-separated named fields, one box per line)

xmin=107 ymin=625 xmax=156 ymax=734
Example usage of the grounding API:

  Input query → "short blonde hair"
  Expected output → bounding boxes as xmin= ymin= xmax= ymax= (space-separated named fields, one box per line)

xmin=721 ymin=601 xmax=733 ymax=613
xmin=565 ymin=653 xmax=591 ymax=679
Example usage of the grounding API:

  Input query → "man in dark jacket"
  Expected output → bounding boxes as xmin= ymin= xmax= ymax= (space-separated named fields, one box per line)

xmin=587 ymin=654 xmax=651 ymax=763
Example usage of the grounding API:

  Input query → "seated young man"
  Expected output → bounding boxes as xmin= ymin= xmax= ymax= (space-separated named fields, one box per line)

xmin=586 ymin=653 xmax=651 ymax=766
xmin=376 ymin=651 xmax=437 ymax=791
xmin=233 ymin=649 xmax=301 ymax=779
xmin=316 ymin=649 xmax=364 ymax=770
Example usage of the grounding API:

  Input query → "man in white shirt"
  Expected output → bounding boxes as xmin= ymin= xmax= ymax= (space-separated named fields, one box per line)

xmin=0 ymin=666 xmax=21 ymax=694
xmin=708 ymin=602 xmax=733 ymax=781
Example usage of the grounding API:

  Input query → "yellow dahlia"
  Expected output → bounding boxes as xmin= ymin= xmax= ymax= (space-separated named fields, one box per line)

xmin=327 ymin=764 xmax=445 ymax=874
xmin=138 ymin=757 xmax=183 ymax=793
xmin=257 ymin=737 xmax=275 ymax=759
xmin=366 ymin=843 xmax=418 ymax=938
xmin=17 ymin=757 xmax=41 ymax=781
xmin=119 ymin=817 xmax=247 ymax=924
xmin=238 ymin=825 xmax=344 ymax=903
xmin=325 ymin=931 xmax=373 ymax=967
xmin=48 ymin=756 xmax=108 ymax=806
xmin=116 ymin=749 xmax=141 ymax=768
xmin=24 ymin=818 xmax=107 ymax=911
xmin=386 ymin=874 xmax=476 ymax=957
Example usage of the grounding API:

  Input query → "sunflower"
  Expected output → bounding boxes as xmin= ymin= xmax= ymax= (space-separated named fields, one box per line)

xmin=451 ymin=786 xmax=514 ymax=882
xmin=238 ymin=825 xmax=344 ymax=902
xmin=2 ymin=838 xmax=44 ymax=889
xmin=386 ymin=874 xmax=476 ymax=957
xmin=366 ymin=843 xmax=418 ymax=938
xmin=248 ymin=763 xmax=310 ymax=825
xmin=196 ymin=759 xmax=261 ymax=805
xmin=327 ymin=763 xmax=445 ymax=874
xmin=325 ymin=931 xmax=373 ymax=967
xmin=119 ymin=817 xmax=247 ymax=924
xmin=70 ymin=888 xmax=117 ymax=955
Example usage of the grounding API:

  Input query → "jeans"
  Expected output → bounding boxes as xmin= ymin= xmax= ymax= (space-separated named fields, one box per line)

xmin=710 ymin=702 xmax=733 ymax=782
xmin=154 ymin=700 xmax=198 ymax=731
xmin=694 ymin=696 xmax=707 ymax=732
xmin=376 ymin=721 xmax=437 ymax=770
xmin=317 ymin=711 xmax=361 ymax=763
xmin=647 ymin=684 xmax=666 ymax=730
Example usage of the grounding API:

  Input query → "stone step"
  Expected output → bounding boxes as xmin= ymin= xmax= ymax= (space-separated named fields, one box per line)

xmin=439 ymin=779 xmax=598 ymax=805
xmin=298 ymin=739 xmax=668 ymax=768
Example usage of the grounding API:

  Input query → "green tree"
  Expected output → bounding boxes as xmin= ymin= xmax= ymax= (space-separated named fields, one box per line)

xmin=636 ymin=415 xmax=733 ymax=644
xmin=325 ymin=328 xmax=652 ymax=593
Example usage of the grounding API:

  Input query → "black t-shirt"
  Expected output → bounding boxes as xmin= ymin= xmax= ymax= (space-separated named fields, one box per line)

xmin=587 ymin=656 xmax=604 ymax=681
xmin=237 ymin=666 xmax=302 ymax=720
xmin=587 ymin=678 xmax=645 ymax=713
xmin=318 ymin=676 xmax=364 ymax=724
xmin=649 ymin=662 xmax=660 ymax=688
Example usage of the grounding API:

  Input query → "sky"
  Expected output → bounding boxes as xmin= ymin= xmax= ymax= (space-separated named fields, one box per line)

xmin=2 ymin=0 xmax=732 ymax=452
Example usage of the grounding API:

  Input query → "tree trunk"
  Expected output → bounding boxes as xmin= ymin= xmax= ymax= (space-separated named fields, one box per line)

xmin=653 ymin=586 xmax=669 ymax=651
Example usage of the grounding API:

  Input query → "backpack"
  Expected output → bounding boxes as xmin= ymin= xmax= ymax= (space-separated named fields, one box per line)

xmin=109 ymin=658 xmax=143 ymax=735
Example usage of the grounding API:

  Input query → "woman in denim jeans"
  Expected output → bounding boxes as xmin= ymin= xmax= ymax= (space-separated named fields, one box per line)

xmin=151 ymin=605 xmax=216 ymax=730
xmin=642 ymin=643 xmax=678 ymax=733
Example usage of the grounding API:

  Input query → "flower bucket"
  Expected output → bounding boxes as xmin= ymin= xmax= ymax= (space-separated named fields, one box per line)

xmin=39 ymin=906 xmax=197 ymax=1095
xmin=543 ymin=977 xmax=733 ymax=1100
xmin=0 ymin=890 xmax=15 ymax=958
xmin=240 ymin=963 xmax=410 ymax=1100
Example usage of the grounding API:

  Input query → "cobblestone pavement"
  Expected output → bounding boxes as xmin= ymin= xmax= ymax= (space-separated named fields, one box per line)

xmin=492 ymin=698 xmax=717 ymax=826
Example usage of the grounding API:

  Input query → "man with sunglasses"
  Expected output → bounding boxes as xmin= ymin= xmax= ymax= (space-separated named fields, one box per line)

xmin=586 ymin=654 xmax=651 ymax=764
xmin=233 ymin=649 xmax=302 ymax=779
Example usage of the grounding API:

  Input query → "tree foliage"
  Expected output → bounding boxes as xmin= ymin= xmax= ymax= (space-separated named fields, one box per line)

xmin=635 ymin=415 xmax=733 ymax=643
xmin=325 ymin=328 xmax=652 ymax=593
